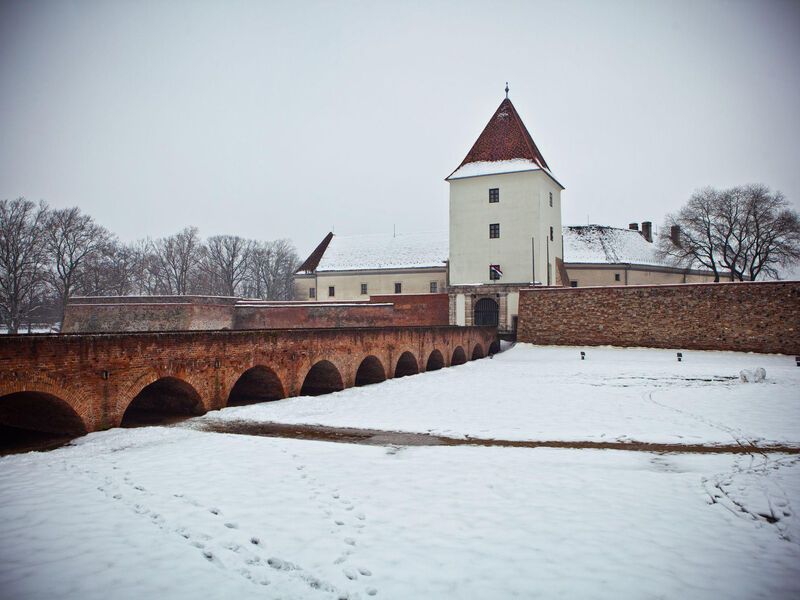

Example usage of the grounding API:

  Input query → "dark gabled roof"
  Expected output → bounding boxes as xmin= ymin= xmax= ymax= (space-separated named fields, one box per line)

xmin=296 ymin=232 xmax=334 ymax=273
xmin=448 ymin=97 xmax=550 ymax=179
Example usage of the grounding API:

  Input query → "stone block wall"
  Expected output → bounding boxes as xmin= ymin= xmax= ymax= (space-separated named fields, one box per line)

xmin=517 ymin=281 xmax=800 ymax=355
xmin=63 ymin=294 xmax=450 ymax=333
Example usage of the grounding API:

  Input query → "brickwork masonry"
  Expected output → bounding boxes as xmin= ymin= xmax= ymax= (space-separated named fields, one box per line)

xmin=517 ymin=281 xmax=800 ymax=355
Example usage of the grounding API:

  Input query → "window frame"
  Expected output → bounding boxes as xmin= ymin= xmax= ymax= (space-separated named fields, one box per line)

xmin=394 ymin=282 xmax=402 ymax=294
xmin=309 ymin=287 xmax=316 ymax=298
xmin=489 ymin=188 xmax=499 ymax=203
xmin=429 ymin=281 xmax=438 ymax=293
xmin=489 ymin=264 xmax=502 ymax=281
xmin=549 ymin=192 xmax=553 ymax=207
xmin=550 ymin=226 xmax=554 ymax=241
xmin=489 ymin=223 xmax=500 ymax=239
xmin=328 ymin=286 xmax=335 ymax=297
xmin=360 ymin=283 xmax=368 ymax=295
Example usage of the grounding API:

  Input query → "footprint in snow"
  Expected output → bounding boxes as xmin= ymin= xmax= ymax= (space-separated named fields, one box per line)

xmin=224 ymin=522 xmax=238 ymax=529
xmin=209 ymin=508 xmax=220 ymax=515
xmin=343 ymin=568 xmax=358 ymax=580
xmin=358 ymin=567 xmax=372 ymax=576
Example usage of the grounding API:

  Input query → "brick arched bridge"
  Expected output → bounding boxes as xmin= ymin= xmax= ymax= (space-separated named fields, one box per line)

xmin=0 ymin=326 xmax=498 ymax=435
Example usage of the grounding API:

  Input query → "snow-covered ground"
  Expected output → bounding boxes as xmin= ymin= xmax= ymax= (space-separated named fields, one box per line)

xmin=1 ymin=344 xmax=799 ymax=599
xmin=200 ymin=344 xmax=800 ymax=447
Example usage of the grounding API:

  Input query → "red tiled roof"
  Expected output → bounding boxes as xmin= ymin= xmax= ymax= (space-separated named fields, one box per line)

xmin=449 ymin=98 xmax=550 ymax=177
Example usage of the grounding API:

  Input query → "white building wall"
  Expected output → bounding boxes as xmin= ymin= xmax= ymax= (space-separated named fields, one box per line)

xmin=449 ymin=170 xmax=562 ymax=286
xmin=294 ymin=268 xmax=447 ymax=301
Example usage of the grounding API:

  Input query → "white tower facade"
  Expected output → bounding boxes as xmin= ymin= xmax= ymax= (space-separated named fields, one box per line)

xmin=447 ymin=96 xmax=564 ymax=287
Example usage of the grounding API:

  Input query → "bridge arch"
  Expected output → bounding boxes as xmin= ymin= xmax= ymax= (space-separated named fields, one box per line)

xmin=0 ymin=389 xmax=89 ymax=436
xmin=394 ymin=351 xmax=419 ymax=378
xmin=451 ymin=346 xmax=467 ymax=366
xmin=489 ymin=340 xmax=501 ymax=355
xmin=471 ymin=344 xmax=485 ymax=360
xmin=425 ymin=349 xmax=445 ymax=372
xmin=121 ymin=376 xmax=205 ymax=427
xmin=0 ymin=377 xmax=92 ymax=434
xmin=301 ymin=360 xmax=344 ymax=396
xmin=227 ymin=365 xmax=285 ymax=406
xmin=355 ymin=356 xmax=386 ymax=387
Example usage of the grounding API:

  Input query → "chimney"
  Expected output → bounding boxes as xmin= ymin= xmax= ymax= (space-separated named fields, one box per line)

xmin=628 ymin=222 xmax=639 ymax=231
xmin=670 ymin=225 xmax=681 ymax=247
xmin=641 ymin=221 xmax=653 ymax=243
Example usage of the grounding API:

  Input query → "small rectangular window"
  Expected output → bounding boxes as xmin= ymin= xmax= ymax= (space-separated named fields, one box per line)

xmin=549 ymin=192 xmax=553 ymax=207
xmin=489 ymin=264 xmax=502 ymax=280
xmin=360 ymin=283 xmax=368 ymax=295
xmin=309 ymin=287 xmax=316 ymax=298
xmin=489 ymin=188 xmax=499 ymax=203
xmin=394 ymin=282 xmax=402 ymax=294
xmin=429 ymin=281 xmax=437 ymax=293
xmin=550 ymin=226 xmax=554 ymax=241
xmin=570 ymin=281 xmax=578 ymax=287
xmin=614 ymin=273 xmax=621 ymax=281
xmin=328 ymin=286 xmax=335 ymax=297
xmin=489 ymin=223 xmax=500 ymax=238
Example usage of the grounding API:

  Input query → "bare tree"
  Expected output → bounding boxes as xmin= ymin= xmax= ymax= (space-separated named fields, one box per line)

xmin=201 ymin=235 xmax=252 ymax=297
xmin=44 ymin=207 xmax=111 ymax=325
xmin=77 ymin=239 xmax=141 ymax=297
xmin=152 ymin=227 xmax=203 ymax=295
xmin=244 ymin=239 xmax=299 ymax=300
xmin=660 ymin=188 xmax=724 ymax=281
xmin=0 ymin=198 xmax=49 ymax=333
xmin=661 ymin=185 xmax=800 ymax=281
xmin=726 ymin=185 xmax=800 ymax=280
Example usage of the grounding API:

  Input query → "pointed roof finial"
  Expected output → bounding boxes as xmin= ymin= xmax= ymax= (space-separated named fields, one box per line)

xmin=505 ymin=82 xmax=509 ymax=98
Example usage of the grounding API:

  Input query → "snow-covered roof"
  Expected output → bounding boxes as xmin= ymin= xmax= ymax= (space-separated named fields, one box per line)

xmin=447 ymin=158 xmax=543 ymax=180
xmin=300 ymin=226 xmax=690 ymax=273
xmin=314 ymin=231 xmax=448 ymax=272
xmin=563 ymin=225 xmax=673 ymax=267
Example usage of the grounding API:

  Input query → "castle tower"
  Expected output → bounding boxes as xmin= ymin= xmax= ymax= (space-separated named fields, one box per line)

xmin=446 ymin=94 xmax=564 ymax=287
xmin=446 ymin=92 xmax=564 ymax=330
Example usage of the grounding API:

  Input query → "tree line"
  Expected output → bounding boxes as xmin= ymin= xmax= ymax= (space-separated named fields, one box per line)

xmin=0 ymin=198 xmax=300 ymax=333
xmin=660 ymin=184 xmax=800 ymax=282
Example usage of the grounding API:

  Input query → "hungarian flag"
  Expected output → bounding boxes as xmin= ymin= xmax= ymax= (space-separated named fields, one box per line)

xmin=490 ymin=265 xmax=503 ymax=278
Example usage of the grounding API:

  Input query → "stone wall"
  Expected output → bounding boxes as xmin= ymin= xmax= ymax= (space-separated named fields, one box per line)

xmin=62 ymin=298 xmax=237 ymax=333
xmin=63 ymin=294 xmax=450 ymax=333
xmin=517 ymin=281 xmax=800 ymax=355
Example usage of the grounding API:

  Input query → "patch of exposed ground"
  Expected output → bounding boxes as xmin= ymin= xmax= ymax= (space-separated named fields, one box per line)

xmin=193 ymin=420 xmax=800 ymax=454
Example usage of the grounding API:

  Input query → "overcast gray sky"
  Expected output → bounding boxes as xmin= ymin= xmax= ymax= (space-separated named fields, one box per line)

xmin=2 ymin=0 xmax=799 ymax=257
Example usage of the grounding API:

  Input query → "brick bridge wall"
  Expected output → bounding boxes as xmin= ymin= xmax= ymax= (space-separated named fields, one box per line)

xmin=518 ymin=281 xmax=800 ymax=354
xmin=0 ymin=326 xmax=497 ymax=433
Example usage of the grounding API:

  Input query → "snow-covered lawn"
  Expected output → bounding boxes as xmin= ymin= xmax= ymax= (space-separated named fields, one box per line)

xmin=1 ymin=344 xmax=799 ymax=599
xmin=201 ymin=344 xmax=800 ymax=447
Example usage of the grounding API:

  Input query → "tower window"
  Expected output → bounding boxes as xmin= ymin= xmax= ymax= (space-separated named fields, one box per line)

xmin=550 ymin=226 xmax=554 ymax=241
xmin=549 ymin=192 xmax=553 ymax=207
xmin=328 ymin=286 xmax=335 ymax=297
xmin=489 ymin=188 xmax=499 ymax=203
xmin=489 ymin=264 xmax=503 ymax=280
xmin=360 ymin=283 xmax=368 ymax=295
xmin=489 ymin=223 xmax=500 ymax=238
xmin=615 ymin=273 xmax=621 ymax=282
xmin=430 ymin=281 xmax=438 ymax=293
xmin=395 ymin=282 xmax=402 ymax=294
xmin=570 ymin=281 xmax=578 ymax=287
xmin=309 ymin=287 xmax=316 ymax=298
